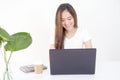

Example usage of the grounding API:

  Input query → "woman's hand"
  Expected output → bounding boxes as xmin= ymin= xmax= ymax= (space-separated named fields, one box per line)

xmin=84 ymin=40 xmax=92 ymax=48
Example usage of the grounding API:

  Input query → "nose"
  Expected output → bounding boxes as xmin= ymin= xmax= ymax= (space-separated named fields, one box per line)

xmin=64 ymin=20 xmax=69 ymax=26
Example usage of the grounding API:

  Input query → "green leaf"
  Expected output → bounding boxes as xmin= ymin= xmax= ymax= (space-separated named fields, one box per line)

xmin=5 ymin=32 xmax=32 ymax=51
xmin=0 ymin=27 xmax=10 ymax=41
xmin=0 ymin=37 xmax=2 ymax=45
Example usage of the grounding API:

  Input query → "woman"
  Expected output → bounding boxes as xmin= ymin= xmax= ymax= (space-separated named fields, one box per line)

xmin=50 ymin=3 xmax=92 ymax=49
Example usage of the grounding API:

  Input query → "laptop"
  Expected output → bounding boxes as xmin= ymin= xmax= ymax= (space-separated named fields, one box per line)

xmin=49 ymin=48 xmax=96 ymax=75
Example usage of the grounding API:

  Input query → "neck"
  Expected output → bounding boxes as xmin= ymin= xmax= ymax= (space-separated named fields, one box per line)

xmin=65 ymin=28 xmax=77 ymax=39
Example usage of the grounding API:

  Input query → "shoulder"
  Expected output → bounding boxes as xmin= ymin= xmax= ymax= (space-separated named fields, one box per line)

xmin=77 ymin=27 xmax=88 ymax=35
xmin=78 ymin=27 xmax=92 ymax=41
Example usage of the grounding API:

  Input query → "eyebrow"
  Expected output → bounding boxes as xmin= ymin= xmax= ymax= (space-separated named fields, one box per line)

xmin=61 ymin=16 xmax=72 ymax=20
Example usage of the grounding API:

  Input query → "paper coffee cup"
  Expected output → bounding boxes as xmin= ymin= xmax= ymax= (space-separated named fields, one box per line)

xmin=34 ymin=64 xmax=43 ymax=74
xmin=34 ymin=60 xmax=43 ymax=74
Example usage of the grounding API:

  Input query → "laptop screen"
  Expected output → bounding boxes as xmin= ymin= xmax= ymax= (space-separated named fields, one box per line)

xmin=49 ymin=48 xmax=96 ymax=75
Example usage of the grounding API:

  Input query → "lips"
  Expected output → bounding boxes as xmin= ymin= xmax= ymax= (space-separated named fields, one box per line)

xmin=65 ymin=23 xmax=72 ymax=29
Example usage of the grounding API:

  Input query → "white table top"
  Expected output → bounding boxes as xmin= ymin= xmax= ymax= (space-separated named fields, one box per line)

xmin=1 ymin=61 xmax=120 ymax=80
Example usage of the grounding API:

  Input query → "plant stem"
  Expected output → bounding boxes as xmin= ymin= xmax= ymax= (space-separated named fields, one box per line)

xmin=3 ymin=47 xmax=7 ymax=80
xmin=7 ymin=51 xmax=13 ymax=64
xmin=3 ymin=46 xmax=12 ymax=80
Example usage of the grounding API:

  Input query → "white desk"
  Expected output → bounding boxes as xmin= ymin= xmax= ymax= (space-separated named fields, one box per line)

xmin=1 ymin=61 xmax=120 ymax=80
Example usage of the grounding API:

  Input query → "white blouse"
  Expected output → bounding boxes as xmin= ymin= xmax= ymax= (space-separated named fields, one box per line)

xmin=64 ymin=27 xmax=91 ymax=49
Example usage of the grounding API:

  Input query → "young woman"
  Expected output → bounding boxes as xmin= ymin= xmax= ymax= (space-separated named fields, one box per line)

xmin=50 ymin=3 xmax=92 ymax=49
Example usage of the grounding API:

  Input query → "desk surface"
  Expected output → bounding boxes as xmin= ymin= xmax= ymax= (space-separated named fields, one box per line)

xmin=1 ymin=61 xmax=120 ymax=80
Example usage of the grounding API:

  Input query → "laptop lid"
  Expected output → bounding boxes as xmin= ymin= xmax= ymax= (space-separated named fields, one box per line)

xmin=49 ymin=48 xmax=96 ymax=75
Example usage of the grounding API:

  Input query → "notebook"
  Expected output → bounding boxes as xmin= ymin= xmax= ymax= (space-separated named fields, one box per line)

xmin=49 ymin=48 xmax=96 ymax=75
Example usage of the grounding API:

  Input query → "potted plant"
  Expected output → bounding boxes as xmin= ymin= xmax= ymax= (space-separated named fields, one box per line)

xmin=0 ymin=27 xmax=32 ymax=80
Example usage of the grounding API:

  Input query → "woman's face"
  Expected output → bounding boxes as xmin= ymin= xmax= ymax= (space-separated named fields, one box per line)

xmin=61 ymin=10 xmax=74 ymax=31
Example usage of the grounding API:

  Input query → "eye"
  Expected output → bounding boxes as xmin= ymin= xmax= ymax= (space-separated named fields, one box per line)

xmin=68 ymin=18 xmax=71 ymax=20
xmin=67 ymin=17 xmax=72 ymax=20
xmin=61 ymin=19 xmax=65 ymax=22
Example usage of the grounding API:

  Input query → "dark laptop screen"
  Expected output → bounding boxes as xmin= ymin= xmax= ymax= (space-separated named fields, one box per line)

xmin=49 ymin=48 xmax=96 ymax=75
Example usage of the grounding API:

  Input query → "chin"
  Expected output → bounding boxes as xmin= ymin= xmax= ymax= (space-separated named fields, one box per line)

xmin=66 ymin=28 xmax=72 ymax=31
xmin=64 ymin=26 xmax=73 ymax=30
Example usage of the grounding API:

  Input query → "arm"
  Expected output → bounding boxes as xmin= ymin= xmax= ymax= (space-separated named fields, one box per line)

xmin=84 ymin=40 xmax=92 ymax=48
xmin=50 ymin=44 xmax=55 ymax=49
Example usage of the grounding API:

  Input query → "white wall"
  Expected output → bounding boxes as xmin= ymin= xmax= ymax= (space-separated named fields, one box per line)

xmin=0 ymin=0 xmax=120 ymax=65
xmin=96 ymin=0 xmax=120 ymax=61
